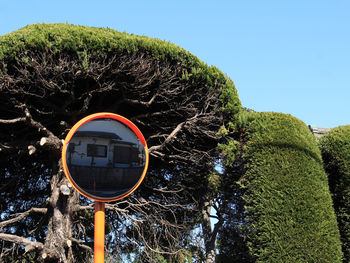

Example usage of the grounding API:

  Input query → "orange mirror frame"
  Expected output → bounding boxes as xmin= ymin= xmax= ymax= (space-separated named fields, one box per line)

xmin=61 ymin=112 xmax=149 ymax=202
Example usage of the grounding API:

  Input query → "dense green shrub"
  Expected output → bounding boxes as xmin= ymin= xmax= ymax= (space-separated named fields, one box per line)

xmin=1 ymin=23 xmax=344 ymax=262
xmin=319 ymin=125 xmax=350 ymax=262
xmin=0 ymin=23 xmax=240 ymax=125
xmin=236 ymin=112 xmax=343 ymax=262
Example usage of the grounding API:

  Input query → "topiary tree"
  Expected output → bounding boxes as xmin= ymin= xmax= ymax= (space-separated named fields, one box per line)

xmin=319 ymin=125 xmax=350 ymax=262
xmin=0 ymin=23 xmax=241 ymax=262
xmin=220 ymin=112 xmax=343 ymax=262
xmin=0 ymin=23 xmax=344 ymax=263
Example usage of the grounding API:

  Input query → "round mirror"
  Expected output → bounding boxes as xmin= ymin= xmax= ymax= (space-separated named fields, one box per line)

xmin=62 ymin=113 xmax=148 ymax=202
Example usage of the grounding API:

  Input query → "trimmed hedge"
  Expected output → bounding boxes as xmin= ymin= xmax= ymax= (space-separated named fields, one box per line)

xmin=0 ymin=23 xmax=198 ymax=62
xmin=319 ymin=125 xmax=350 ymax=262
xmin=237 ymin=112 xmax=343 ymax=262
xmin=0 ymin=24 xmax=242 ymax=261
xmin=0 ymin=23 xmax=241 ymax=125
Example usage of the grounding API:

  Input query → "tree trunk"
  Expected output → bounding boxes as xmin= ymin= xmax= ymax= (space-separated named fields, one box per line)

xmin=43 ymin=161 xmax=79 ymax=263
xmin=202 ymin=200 xmax=217 ymax=263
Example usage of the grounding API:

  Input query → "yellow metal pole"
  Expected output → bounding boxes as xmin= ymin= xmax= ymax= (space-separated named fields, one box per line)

xmin=94 ymin=201 xmax=105 ymax=263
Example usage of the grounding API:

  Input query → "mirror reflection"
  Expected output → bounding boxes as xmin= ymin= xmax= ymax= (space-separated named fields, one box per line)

xmin=66 ymin=118 xmax=146 ymax=199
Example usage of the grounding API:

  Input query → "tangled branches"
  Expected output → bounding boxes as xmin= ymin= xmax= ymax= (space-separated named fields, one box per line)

xmin=0 ymin=46 xmax=226 ymax=262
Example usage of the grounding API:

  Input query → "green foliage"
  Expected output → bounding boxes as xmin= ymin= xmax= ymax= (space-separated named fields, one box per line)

xmin=77 ymin=49 xmax=90 ymax=70
xmin=237 ymin=109 xmax=256 ymax=130
xmin=0 ymin=23 xmax=241 ymax=262
xmin=319 ymin=125 xmax=350 ymax=262
xmin=0 ymin=23 xmax=191 ymax=62
xmin=207 ymin=171 xmax=222 ymax=193
xmin=156 ymin=254 xmax=169 ymax=263
xmin=218 ymin=139 xmax=238 ymax=167
xmin=219 ymin=76 xmax=241 ymax=123
xmin=237 ymin=112 xmax=343 ymax=262
xmin=0 ymin=23 xmax=241 ymax=123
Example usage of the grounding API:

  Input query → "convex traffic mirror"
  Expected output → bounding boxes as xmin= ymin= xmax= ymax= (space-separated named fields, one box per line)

xmin=62 ymin=113 xmax=149 ymax=202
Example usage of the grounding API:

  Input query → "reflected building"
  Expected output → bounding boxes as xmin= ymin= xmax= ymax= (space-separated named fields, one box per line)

xmin=66 ymin=119 xmax=146 ymax=198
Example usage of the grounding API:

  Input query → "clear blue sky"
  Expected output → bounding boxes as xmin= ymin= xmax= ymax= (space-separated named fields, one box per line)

xmin=1 ymin=0 xmax=349 ymax=128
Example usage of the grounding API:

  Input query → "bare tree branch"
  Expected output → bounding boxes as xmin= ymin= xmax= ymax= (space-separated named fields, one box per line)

xmin=0 ymin=117 xmax=26 ymax=124
xmin=149 ymin=121 xmax=185 ymax=153
xmin=23 ymin=108 xmax=58 ymax=141
xmin=0 ymin=207 xmax=48 ymax=230
xmin=70 ymin=238 xmax=92 ymax=253
xmin=0 ymin=233 xmax=58 ymax=259
xmin=0 ymin=233 xmax=44 ymax=251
